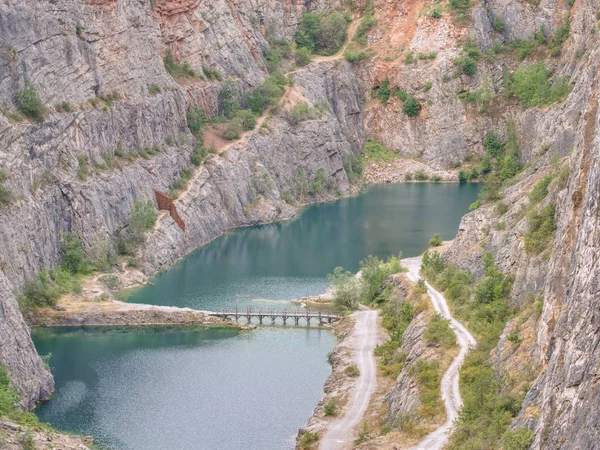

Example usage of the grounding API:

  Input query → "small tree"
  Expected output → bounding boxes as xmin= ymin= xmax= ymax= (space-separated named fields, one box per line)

xmin=429 ymin=233 xmax=443 ymax=247
xmin=61 ymin=233 xmax=90 ymax=275
xmin=328 ymin=267 xmax=361 ymax=310
xmin=295 ymin=47 xmax=312 ymax=67
xmin=403 ymin=97 xmax=421 ymax=117
xmin=17 ymin=81 xmax=45 ymax=121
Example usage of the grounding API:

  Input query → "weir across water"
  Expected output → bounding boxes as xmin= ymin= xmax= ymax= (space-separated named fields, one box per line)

xmin=208 ymin=308 xmax=339 ymax=325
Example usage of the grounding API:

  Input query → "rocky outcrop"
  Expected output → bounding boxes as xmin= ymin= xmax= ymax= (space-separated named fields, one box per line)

xmin=0 ymin=271 xmax=53 ymax=410
xmin=386 ymin=311 xmax=433 ymax=423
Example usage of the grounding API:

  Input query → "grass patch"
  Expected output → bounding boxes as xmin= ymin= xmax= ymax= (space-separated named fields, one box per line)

xmin=524 ymin=204 xmax=555 ymax=255
xmin=362 ymin=137 xmax=398 ymax=164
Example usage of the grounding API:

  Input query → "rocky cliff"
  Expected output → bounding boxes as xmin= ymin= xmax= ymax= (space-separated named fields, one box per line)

xmin=0 ymin=0 xmax=364 ymax=406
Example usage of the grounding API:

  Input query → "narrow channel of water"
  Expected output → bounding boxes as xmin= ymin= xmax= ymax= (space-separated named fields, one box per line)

xmin=33 ymin=183 xmax=479 ymax=450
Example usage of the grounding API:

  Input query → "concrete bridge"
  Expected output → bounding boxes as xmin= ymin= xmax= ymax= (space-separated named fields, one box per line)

xmin=208 ymin=308 xmax=340 ymax=326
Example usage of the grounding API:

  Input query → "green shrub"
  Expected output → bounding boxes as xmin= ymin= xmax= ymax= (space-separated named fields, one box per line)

xmin=431 ymin=9 xmax=443 ymax=18
xmin=0 ymin=184 xmax=11 ymax=206
xmin=219 ymin=78 xmax=240 ymax=118
xmin=164 ymin=51 xmax=197 ymax=79
xmin=458 ymin=170 xmax=469 ymax=183
xmin=280 ymin=190 xmax=296 ymax=205
xmin=295 ymin=11 xmax=347 ymax=55
xmin=429 ymin=233 xmax=443 ymax=247
xmin=529 ymin=174 xmax=554 ymax=203
xmin=508 ymin=62 xmax=571 ymax=108
xmin=511 ymin=39 xmax=534 ymax=60
xmin=502 ymin=427 xmax=534 ymax=450
xmin=224 ymin=118 xmax=243 ymax=140
xmin=17 ymin=81 xmax=45 ymax=121
xmin=343 ymin=153 xmax=363 ymax=183
xmin=354 ymin=14 xmax=377 ymax=45
xmin=449 ymin=0 xmax=471 ymax=23
xmin=264 ymin=40 xmax=291 ymax=73
xmin=345 ymin=364 xmax=360 ymax=377
xmin=287 ymin=101 xmax=316 ymax=125
xmin=403 ymin=97 xmax=422 ymax=117
xmin=345 ymin=47 xmax=368 ymax=63
xmin=295 ymin=47 xmax=312 ymax=67
xmin=423 ymin=81 xmax=433 ymax=92
xmin=425 ymin=314 xmax=456 ymax=346
xmin=119 ymin=200 xmax=158 ymax=254
xmin=524 ymin=204 xmax=555 ymax=255
xmin=148 ymin=84 xmax=161 ymax=96
xmin=454 ymin=55 xmax=477 ymax=76
xmin=432 ymin=175 xmax=442 ymax=183
xmin=19 ymin=272 xmax=61 ymax=309
xmin=202 ymin=65 xmax=222 ymax=81
xmin=245 ymin=75 xmax=286 ymax=115
xmin=492 ymin=17 xmax=505 ymax=32
xmin=191 ymin=145 xmax=208 ymax=166
xmin=377 ymin=78 xmax=391 ymax=103
xmin=418 ymin=52 xmax=437 ymax=60
xmin=187 ymin=105 xmax=207 ymax=137
xmin=61 ymin=232 xmax=91 ymax=275
xmin=235 ymin=109 xmax=257 ymax=131
xmin=324 ymin=400 xmax=337 ymax=416
xmin=414 ymin=171 xmax=428 ymax=181
xmin=300 ymin=431 xmax=319 ymax=449
xmin=495 ymin=202 xmax=509 ymax=215
xmin=328 ymin=266 xmax=362 ymax=310
xmin=414 ymin=360 xmax=442 ymax=417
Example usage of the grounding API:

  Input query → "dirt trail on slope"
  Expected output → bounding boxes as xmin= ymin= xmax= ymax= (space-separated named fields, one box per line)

xmin=402 ymin=256 xmax=477 ymax=450
xmin=320 ymin=307 xmax=379 ymax=450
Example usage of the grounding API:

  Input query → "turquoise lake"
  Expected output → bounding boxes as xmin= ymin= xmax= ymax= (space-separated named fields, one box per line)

xmin=33 ymin=183 xmax=478 ymax=450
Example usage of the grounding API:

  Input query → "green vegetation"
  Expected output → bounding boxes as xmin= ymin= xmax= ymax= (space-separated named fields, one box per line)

xmin=168 ymin=168 xmax=193 ymax=198
xmin=471 ymin=125 xmax=521 ymax=207
xmin=403 ymin=97 xmax=422 ymax=117
xmin=164 ymin=50 xmax=198 ymax=79
xmin=429 ymin=233 xmax=443 ymax=247
xmin=524 ymin=204 xmax=555 ymax=255
xmin=324 ymin=399 xmax=337 ymax=416
xmin=508 ymin=62 xmax=571 ymax=108
xmin=375 ymin=293 xmax=414 ymax=378
xmin=187 ymin=105 xmax=207 ymax=137
xmin=343 ymin=153 xmax=363 ymax=184
xmin=529 ymin=174 xmax=554 ymax=203
xmin=300 ymin=431 xmax=319 ymax=449
xmin=421 ymin=251 xmax=523 ymax=449
xmin=19 ymin=233 xmax=95 ymax=310
xmin=203 ymin=65 xmax=222 ymax=81
xmin=328 ymin=266 xmax=362 ymax=310
xmin=353 ymin=14 xmax=378 ymax=46
xmin=454 ymin=40 xmax=481 ymax=76
xmin=286 ymin=101 xmax=318 ymax=125
xmin=235 ymin=109 xmax=257 ymax=131
xmin=245 ymin=73 xmax=287 ymax=115
xmin=295 ymin=12 xmax=348 ymax=55
xmin=0 ymin=170 xmax=11 ymax=206
xmin=17 ymin=81 xmax=45 ymax=122
xmin=264 ymin=39 xmax=291 ymax=73
xmin=502 ymin=427 xmax=534 ymax=450
xmin=362 ymin=138 xmax=398 ymax=164
xmin=425 ymin=314 xmax=456 ymax=346
xmin=492 ymin=17 xmax=505 ymax=32
xmin=295 ymin=47 xmax=312 ymax=67
xmin=0 ymin=366 xmax=48 ymax=429
xmin=344 ymin=364 xmax=360 ymax=377
xmin=360 ymin=254 xmax=403 ymax=304
xmin=344 ymin=46 xmax=368 ymax=63
xmin=118 ymin=200 xmax=158 ymax=255
xmin=376 ymin=78 xmax=391 ymax=103
xmin=449 ymin=0 xmax=471 ymax=24
xmin=413 ymin=359 xmax=442 ymax=417
xmin=148 ymin=84 xmax=161 ymax=96
xmin=414 ymin=171 xmax=429 ymax=181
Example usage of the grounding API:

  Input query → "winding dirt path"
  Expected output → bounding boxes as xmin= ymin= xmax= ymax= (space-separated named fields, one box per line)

xmin=320 ymin=307 xmax=379 ymax=450
xmin=402 ymin=256 xmax=476 ymax=450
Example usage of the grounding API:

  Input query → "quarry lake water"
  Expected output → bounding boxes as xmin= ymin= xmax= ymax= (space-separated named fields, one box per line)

xmin=33 ymin=183 xmax=479 ymax=450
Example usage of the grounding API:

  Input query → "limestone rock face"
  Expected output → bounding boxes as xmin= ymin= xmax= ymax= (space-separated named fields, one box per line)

xmin=143 ymin=60 xmax=364 ymax=271
xmin=0 ymin=271 xmax=53 ymax=409
xmin=386 ymin=311 xmax=436 ymax=423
